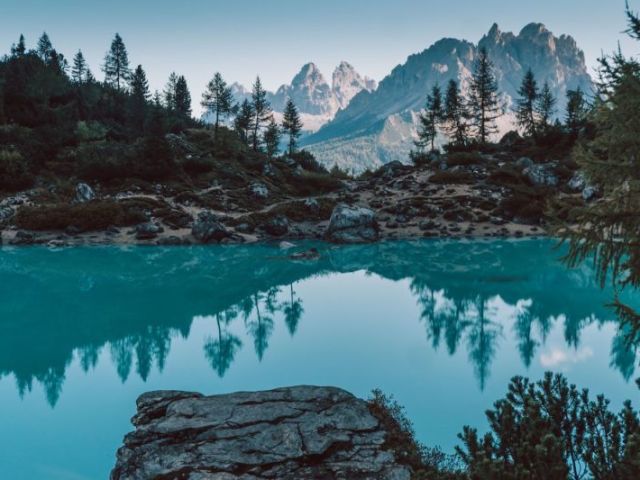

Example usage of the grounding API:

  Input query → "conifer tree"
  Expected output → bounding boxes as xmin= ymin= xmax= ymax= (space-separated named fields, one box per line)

xmin=129 ymin=64 xmax=150 ymax=134
xmin=250 ymin=76 xmax=272 ymax=151
xmin=469 ymin=47 xmax=502 ymax=144
xmin=71 ymin=50 xmax=88 ymax=84
xmin=263 ymin=117 xmax=281 ymax=158
xmin=559 ymin=3 xmax=640 ymax=327
xmin=516 ymin=68 xmax=539 ymax=137
xmin=201 ymin=72 xmax=234 ymax=133
xmin=234 ymin=99 xmax=255 ymax=144
xmin=174 ymin=75 xmax=192 ymax=119
xmin=37 ymin=32 xmax=53 ymax=61
xmin=282 ymin=99 xmax=303 ymax=155
xmin=11 ymin=35 xmax=26 ymax=57
xmin=443 ymin=79 xmax=469 ymax=145
xmin=536 ymin=81 xmax=557 ymax=132
xmin=103 ymin=33 xmax=131 ymax=91
xmin=565 ymin=87 xmax=588 ymax=135
xmin=163 ymin=72 xmax=178 ymax=109
xmin=415 ymin=84 xmax=444 ymax=152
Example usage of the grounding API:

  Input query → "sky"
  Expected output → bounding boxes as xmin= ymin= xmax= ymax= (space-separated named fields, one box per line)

xmin=1 ymin=0 xmax=638 ymax=115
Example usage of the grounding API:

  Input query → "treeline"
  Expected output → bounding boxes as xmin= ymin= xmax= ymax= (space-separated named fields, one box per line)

xmin=412 ymin=46 xmax=589 ymax=156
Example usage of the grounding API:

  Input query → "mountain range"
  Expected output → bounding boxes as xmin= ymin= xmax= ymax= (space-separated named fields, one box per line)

xmin=215 ymin=23 xmax=593 ymax=173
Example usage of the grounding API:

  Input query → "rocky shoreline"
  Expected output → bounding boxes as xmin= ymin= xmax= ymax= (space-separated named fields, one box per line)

xmin=110 ymin=386 xmax=412 ymax=480
xmin=0 ymin=150 xmax=575 ymax=248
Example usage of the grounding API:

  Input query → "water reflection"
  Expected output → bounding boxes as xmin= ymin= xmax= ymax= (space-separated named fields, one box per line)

xmin=0 ymin=239 xmax=637 ymax=407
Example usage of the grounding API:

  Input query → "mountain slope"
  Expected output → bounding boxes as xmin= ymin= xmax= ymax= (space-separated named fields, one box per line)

xmin=303 ymin=23 xmax=593 ymax=172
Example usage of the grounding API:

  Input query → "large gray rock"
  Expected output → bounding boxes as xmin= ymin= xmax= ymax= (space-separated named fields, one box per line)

xmin=111 ymin=386 xmax=411 ymax=480
xmin=325 ymin=203 xmax=379 ymax=243
xmin=523 ymin=163 xmax=558 ymax=187
xmin=75 ymin=182 xmax=95 ymax=203
xmin=191 ymin=211 xmax=232 ymax=243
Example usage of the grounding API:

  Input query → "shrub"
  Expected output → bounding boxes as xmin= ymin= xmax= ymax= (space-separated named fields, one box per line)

xmin=75 ymin=142 xmax=132 ymax=182
xmin=15 ymin=201 xmax=145 ymax=232
xmin=0 ymin=149 xmax=32 ymax=192
xmin=291 ymin=171 xmax=343 ymax=195
xmin=447 ymin=152 xmax=483 ymax=167
xmin=487 ymin=167 xmax=530 ymax=187
xmin=291 ymin=150 xmax=328 ymax=174
xmin=430 ymin=171 xmax=474 ymax=185
xmin=75 ymin=121 xmax=107 ymax=142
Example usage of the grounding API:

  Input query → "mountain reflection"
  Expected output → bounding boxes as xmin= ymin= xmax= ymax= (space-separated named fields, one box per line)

xmin=0 ymin=239 xmax=637 ymax=407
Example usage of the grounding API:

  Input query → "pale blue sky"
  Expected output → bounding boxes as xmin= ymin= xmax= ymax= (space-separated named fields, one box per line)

xmin=1 ymin=0 xmax=638 ymax=114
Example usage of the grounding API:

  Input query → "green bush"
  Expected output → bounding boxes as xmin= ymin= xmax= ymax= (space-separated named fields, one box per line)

xmin=75 ymin=121 xmax=107 ymax=142
xmin=0 ymin=149 xmax=33 ymax=192
xmin=15 ymin=201 xmax=145 ymax=232
xmin=447 ymin=152 xmax=483 ymax=167
xmin=430 ymin=170 xmax=474 ymax=185
xmin=291 ymin=171 xmax=343 ymax=195
xmin=291 ymin=150 xmax=328 ymax=174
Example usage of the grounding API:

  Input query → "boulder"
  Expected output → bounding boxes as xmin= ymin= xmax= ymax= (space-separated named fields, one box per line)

xmin=191 ymin=211 xmax=232 ymax=243
xmin=249 ymin=182 xmax=269 ymax=199
xmin=9 ymin=231 xmax=35 ymax=245
xmin=516 ymin=157 xmax=534 ymax=170
xmin=262 ymin=215 xmax=289 ymax=237
xmin=523 ymin=164 xmax=558 ymax=187
xmin=75 ymin=182 xmax=95 ymax=203
xmin=135 ymin=222 xmax=163 ymax=240
xmin=0 ymin=207 xmax=14 ymax=223
xmin=111 ymin=386 xmax=411 ymax=480
xmin=325 ymin=203 xmax=379 ymax=244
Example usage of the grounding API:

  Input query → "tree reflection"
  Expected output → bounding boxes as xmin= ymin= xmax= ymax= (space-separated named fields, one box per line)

xmin=284 ymin=283 xmax=304 ymax=336
xmin=204 ymin=310 xmax=242 ymax=378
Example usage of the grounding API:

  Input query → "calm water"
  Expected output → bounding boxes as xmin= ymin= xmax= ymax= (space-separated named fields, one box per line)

xmin=0 ymin=239 xmax=638 ymax=479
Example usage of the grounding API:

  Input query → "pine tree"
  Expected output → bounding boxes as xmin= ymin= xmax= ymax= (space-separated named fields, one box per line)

xmin=559 ymin=3 xmax=640 ymax=327
xmin=250 ymin=76 xmax=273 ymax=151
xmin=263 ymin=117 xmax=281 ymax=158
xmin=37 ymin=32 xmax=53 ymax=61
xmin=71 ymin=50 xmax=88 ymax=84
xmin=282 ymin=99 xmax=303 ymax=155
xmin=469 ymin=47 xmax=502 ymax=144
xmin=103 ymin=33 xmax=131 ymax=91
xmin=443 ymin=79 xmax=469 ymax=145
xmin=234 ymin=99 xmax=255 ymax=144
xmin=536 ymin=81 xmax=557 ymax=132
xmin=415 ymin=84 xmax=444 ymax=152
xmin=11 ymin=35 xmax=26 ymax=57
xmin=129 ymin=64 xmax=150 ymax=134
xmin=174 ymin=75 xmax=192 ymax=119
xmin=201 ymin=72 xmax=234 ymax=133
xmin=163 ymin=72 xmax=178 ymax=109
xmin=565 ymin=87 xmax=588 ymax=135
xmin=516 ymin=68 xmax=539 ymax=137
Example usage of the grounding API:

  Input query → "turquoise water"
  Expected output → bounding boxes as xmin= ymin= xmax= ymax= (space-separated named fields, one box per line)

xmin=0 ymin=239 xmax=638 ymax=479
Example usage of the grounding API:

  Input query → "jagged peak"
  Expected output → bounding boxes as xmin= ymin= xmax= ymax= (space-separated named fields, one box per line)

xmin=519 ymin=22 xmax=550 ymax=38
xmin=488 ymin=22 xmax=501 ymax=38
xmin=292 ymin=62 xmax=327 ymax=87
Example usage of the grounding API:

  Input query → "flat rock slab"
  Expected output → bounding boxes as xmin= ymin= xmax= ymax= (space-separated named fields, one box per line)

xmin=111 ymin=386 xmax=411 ymax=480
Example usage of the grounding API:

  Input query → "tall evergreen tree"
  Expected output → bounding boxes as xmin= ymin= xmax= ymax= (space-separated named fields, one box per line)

xmin=469 ymin=47 xmax=502 ymax=144
xmin=443 ymin=79 xmax=469 ymax=145
xmin=201 ymin=72 xmax=234 ymax=133
xmin=516 ymin=68 xmax=539 ymax=137
xmin=103 ymin=33 xmax=131 ymax=91
xmin=263 ymin=117 xmax=281 ymax=158
xmin=565 ymin=87 xmax=588 ymax=135
xmin=11 ymin=35 xmax=26 ymax=57
xmin=415 ymin=84 xmax=444 ymax=152
xmin=234 ymin=99 xmax=255 ymax=144
xmin=71 ymin=50 xmax=88 ymax=84
xmin=282 ymin=99 xmax=303 ymax=155
xmin=36 ymin=32 xmax=53 ymax=61
xmin=174 ymin=75 xmax=192 ymax=119
xmin=163 ymin=72 xmax=178 ymax=109
xmin=129 ymin=64 xmax=150 ymax=134
xmin=250 ymin=76 xmax=272 ymax=151
xmin=536 ymin=81 xmax=557 ymax=132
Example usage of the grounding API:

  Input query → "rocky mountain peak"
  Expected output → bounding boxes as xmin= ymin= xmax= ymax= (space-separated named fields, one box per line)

xmin=332 ymin=61 xmax=378 ymax=109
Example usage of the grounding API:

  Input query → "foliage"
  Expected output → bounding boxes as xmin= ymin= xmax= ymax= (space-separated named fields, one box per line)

xmin=0 ymin=149 xmax=32 ymax=192
xmin=103 ymin=33 xmax=130 ymax=91
xmin=468 ymin=47 xmax=502 ymax=144
xmin=516 ymin=68 xmax=539 ymax=137
xmin=457 ymin=373 xmax=640 ymax=480
xmin=415 ymin=84 xmax=444 ymax=152
xmin=201 ymin=72 xmax=234 ymax=132
xmin=282 ymin=98 xmax=303 ymax=155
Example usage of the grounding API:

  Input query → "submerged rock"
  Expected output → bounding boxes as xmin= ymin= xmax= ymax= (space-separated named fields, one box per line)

xmin=111 ymin=386 xmax=411 ymax=480
xmin=325 ymin=203 xmax=379 ymax=243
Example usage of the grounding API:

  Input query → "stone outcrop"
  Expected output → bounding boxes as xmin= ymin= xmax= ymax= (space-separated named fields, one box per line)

xmin=325 ymin=204 xmax=379 ymax=244
xmin=75 ymin=182 xmax=95 ymax=203
xmin=111 ymin=386 xmax=411 ymax=480
xmin=192 ymin=211 xmax=232 ymax=243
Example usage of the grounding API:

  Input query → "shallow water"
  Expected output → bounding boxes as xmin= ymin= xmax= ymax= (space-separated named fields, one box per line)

xmin=0 ymin=239 xmax=638 ymax=479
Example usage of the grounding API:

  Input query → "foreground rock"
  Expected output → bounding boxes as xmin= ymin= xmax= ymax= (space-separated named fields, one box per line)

xmin=325 ymin=204 xmax=379 ymax=243
xmin=111 ymin=386 xmax=411 ymax=480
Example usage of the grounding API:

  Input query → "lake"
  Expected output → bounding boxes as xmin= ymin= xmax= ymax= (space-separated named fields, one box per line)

xmin=0 ymin=239 xmax=638 ymax=479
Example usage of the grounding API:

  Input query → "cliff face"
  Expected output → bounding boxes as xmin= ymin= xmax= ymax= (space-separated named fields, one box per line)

xmin=110 ymin=386 xmax=412 ymax=480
